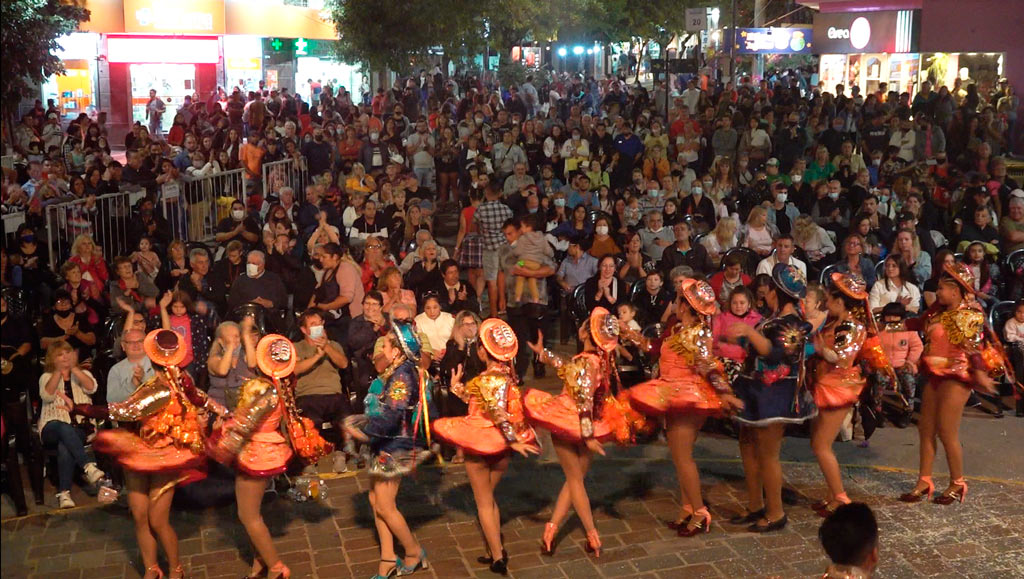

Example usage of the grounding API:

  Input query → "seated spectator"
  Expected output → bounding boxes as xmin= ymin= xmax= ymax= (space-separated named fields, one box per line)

xmin=756 ymin=235 xmax=807 ymax=277
xmin=890 ymin=228 xmax=931 ymax=285
xmin=878 ymin=302 xmax=923 ymax=427
xmin=110 ymin=255 xmax=157 ymax=313
xmin=657 ymin=221 xmax=713 ymax=278
xmin=710 ymin=253 xmax=752 ymax=309
xmin=62 ymin=261 xmax=104 ymax=326
xmin=377 ymin=265 xmax=416 ymax=314
xmin=638 ymin=211 xmax=674 ymax=262
xmin=962 ymin=241 xmax=1000 ymax=306
xmin=1004 ymin=301 xmax=1024 ymax=413
xmin=818 ymin=503 xmax=879 ymax=578
xmin=869 ymin=256 xmax=921 ymax=315
xmin=631 ymin=270 xmax=673 ymax=326
xmin=712 ymin=286 xmax=762 ymax=364
xmin=414 ymin=294 xmax=455 ymax=364
xmin=208 ymin=240 xmax=245 ymax=311
xmin=434 ymin=260 xmax=479 ymax=314
xmin=158 ymin=290 xmax=211 ymax=378
xmin=556 ymin=237 xmax=598 ymax=296
xmin=38 ymin=340 xmax=108 ymax=508
xmin=792 ymin=214 xmax=836 ymax=267
xmin=67 ymin=234 xmax=108 ymax=287
xmin=404 ymin=240 xmax=445 ymax=304
xmin=958 ymin=203 xmax=1000 ymax=251
xmin=743 ymin=206 xmax=776 ymax=257
xmin=702 ymin=217 xmax=739 ymax=268
xmin=227 ymin=250 xmax=288 ymax=313
xmin=588 ymin=216 xmax=621 ymax=259
xmin=215 ymin=200 xmax=260 ymax=251
xmin=206 ymin=318 xmax=257 ymax=410
xmin=293 ymin=309 xmax=351 ymax=473
xmin=176 ymin=247 xmax=217 ymax=317
xmin=40 ymin=290 xmax=97 ymax=360
xmin=349 ymin=199 xmax=389 ymax=248
xmin=159 ymin=240 xmax=191 ymax=293
xmin=105 ymin=329 xmax=154 ymax=405
xmin=584 ymin=255 xmax=628 ymax=313
xmin=346 ymin=291 xmax=390 ymax=413
xmin=833 ymin=234 xmax=877 ymax=288
xmin=131 ymin=236 xmax=161 ymax=284
xmin=999 ymin=194 xmax=1024 ymax=253
xmin=360 ymin=236 xmax=397 ymax=293
xmin=617 ymin=231 xmax=647 ymax=285
xmin=398 ymin=231 xmax=451 ymax=274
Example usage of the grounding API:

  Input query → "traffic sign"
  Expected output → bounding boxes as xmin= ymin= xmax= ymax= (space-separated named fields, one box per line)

xmin=686 ymin=8 xmax=707 ymax=32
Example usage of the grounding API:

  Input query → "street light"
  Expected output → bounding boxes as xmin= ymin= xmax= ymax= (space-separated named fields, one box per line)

xmin=557 ymin=47 xmax=568 ymax=57
xmin=572 ymin=46 xmax=584 ymax=55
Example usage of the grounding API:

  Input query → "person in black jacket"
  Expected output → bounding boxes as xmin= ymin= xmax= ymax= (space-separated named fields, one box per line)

xmin=432 ymin=260 xmax=479 ymax=314
xmin=657 ymin=221 xmax=713 ymax=278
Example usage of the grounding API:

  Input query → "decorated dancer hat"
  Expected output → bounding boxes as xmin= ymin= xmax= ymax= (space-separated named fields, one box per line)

xmin=256 ymin=334 xmax=297 ymax=378
xmin=391 ymin=319 xmax=422 ymax=362
xmin=941 ymin=261 xmax=977 ymax=295
xmin=830 ymin=272 xmax=868 ymax=300
xmin=681 ymin=278 xmax=718 ymax=316
xmin=589 ymin=307 xmax=620 ymax=353
xmin=479 ymin=318 xmax=518 ymax=361
xmin=144 ymin=329 xmax=187 ymax=368
xmin=772 ymin=263 xmax=807 ymax=299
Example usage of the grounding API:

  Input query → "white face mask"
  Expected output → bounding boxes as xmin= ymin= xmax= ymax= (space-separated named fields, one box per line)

xmin=828 ymin=192 xmax=840 ymax=201
xmin=370 ymin=132 xmax=379 ymax=142
xmin=648 ymin=189 xmax=659 ymax=197
xmin=792 ymin=174 xmax=802 ymax=183
xmin=554 ymin=198 xmax=566 ymax=207
xmin=246 ymin=263 xmax=260 ymax=277
xmin=309 ymin=325 xmax=325 ymax=339
xmin=776 ymin=193 xmax=788 ymax=203
xmin=691 ymin=186 xmax=703 ymax=196
xmin=232 ymin=209 xmax=245 ymax=221
xmin=595 ymin=225 xmax=609 ymax=235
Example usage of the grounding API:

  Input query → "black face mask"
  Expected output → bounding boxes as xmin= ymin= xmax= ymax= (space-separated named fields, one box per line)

xmin=55 ymin=308 xmax=73 ymax=318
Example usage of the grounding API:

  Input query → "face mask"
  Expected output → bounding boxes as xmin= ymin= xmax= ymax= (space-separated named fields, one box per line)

xmin=872 ymin=158 xmax=881 ymax=166
xmin=246 ymin=263 xmax=260 ymax=277
xmin=474 ymin=117 xmax=483 ymax=125
xmin=691 ymin=186 xmax=703 ymax=196
xmin=792 ymin=174 xmax=802 ymax=183
xmin=232 ymin=209 xmax=245 ymax=221
xmin=595 ymin=225 xmax=609 ymax=235
xmin=554 ymin=198 xmax=566 ymax=207
xmin=702 ymin=180 xmax=713 ymax=188
xmin=309 ymin=325 xmax=325 ymax=339
xmin=528 ymin=207 xmax=538 ymax=214
xmin=572 ymin=134 xmax=581 ymax=141
xmin=828 ymin=192 xmax=840 ymax=201
xmin=55 ymin=308 xmax=73 ymax=318
xmin=878 ymin=194 xmax=890 ymax=204
xmin=776 ymin=193 xmax=788 ymax=203
xmin=370 ymin=132 xmax=379 ymax=142
xmin=648 ymin=189 xmax=659 ymax=197
xmin=21 ymin=235 xmax=34 ymax=243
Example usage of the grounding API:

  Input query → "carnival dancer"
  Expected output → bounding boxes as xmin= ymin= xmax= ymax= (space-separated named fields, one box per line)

xmin=433 ymin=318 xmax=541 ymax=575
xmin=523 ymin=307 xmax=648 ymax=557
xmin=808 ymin=273 xmax=873 ymax=516
xmin=899 ymin=262 xmax=1004 ymax=505
xmin=724 ymin=264 xmax=816 ymax=532
xmin=345 ymin=319 xmax=437 ymax=578
xmin=628 ymin=278 xmax=744 ymax=537
xmin=95 ymin=329 xmax=229 ymax=579
xmin=207 ymin=334 xmax=334 ymax=579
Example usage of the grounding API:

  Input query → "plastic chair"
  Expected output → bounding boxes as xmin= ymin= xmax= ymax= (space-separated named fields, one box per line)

xmin=819 ymin=263 xmax=842 ymax=285
xmin=722 ymin=247 xmax=760 ymax=277
xmin=1 ymin=287 xmax=27 ymax=320
xmin=570 ymin=283 xmax=589 ymax=328
xmin=989 ymin=301 xmax=1017 ymax=343
xmin=875 ymin=260 xmax=885 ymax=282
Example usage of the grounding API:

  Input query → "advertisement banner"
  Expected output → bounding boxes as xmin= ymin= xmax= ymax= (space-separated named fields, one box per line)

xmin=812 ymin=10 xmax=919 ymax=54
xmin=725 ymin=27 xmax=813 ymax=55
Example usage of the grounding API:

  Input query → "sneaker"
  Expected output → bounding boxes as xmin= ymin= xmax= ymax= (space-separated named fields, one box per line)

xmin=57 ymin=491 xmax=76 ymax=509
xmin=332 ymin=452 xmax=349 ymax=473
xmin=83 ymin=463 xmax=106 ymax=486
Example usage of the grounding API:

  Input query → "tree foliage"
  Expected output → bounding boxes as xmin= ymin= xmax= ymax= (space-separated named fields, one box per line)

xmin=0 ymin=0 xmax=89 ymax=118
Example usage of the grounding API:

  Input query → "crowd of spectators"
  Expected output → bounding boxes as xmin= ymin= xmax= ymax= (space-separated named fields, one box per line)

xmin=2 ymin=67 xmax=1023 ymax=512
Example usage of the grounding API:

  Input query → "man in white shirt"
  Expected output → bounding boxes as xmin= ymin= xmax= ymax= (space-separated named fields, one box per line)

xmin=756 ymin=235 xmax=807 ymax=277
xmin=105 ymin=330 xmax=155 ymax=404
xmin=680 ymin=78 xmax=702 ymax=113
xmin=638 ymin=211 xmax=675 ymax=262
xmin=889 ymin=118 xmax=916 ymax=163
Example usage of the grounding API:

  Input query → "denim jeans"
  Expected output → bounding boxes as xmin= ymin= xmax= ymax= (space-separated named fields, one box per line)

xmin=413 ymin=167 xmax=434 ymax=192
xmin=40 ymin=421 xmax=89 ymax=492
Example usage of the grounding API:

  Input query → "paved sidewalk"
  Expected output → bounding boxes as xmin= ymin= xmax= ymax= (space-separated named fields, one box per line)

xmin=3 ymin=450 xmax=1023 ymax=578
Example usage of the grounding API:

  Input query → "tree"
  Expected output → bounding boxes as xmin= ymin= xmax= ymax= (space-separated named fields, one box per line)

xmin=1 ymin=0 xmax=89 ymax=141
xmin=603 ymin=0 xmax=701 ymax=82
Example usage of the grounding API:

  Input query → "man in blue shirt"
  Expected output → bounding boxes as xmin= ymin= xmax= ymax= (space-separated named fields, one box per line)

xmin=612 ymin=124 xmax=644 ymax=188
xmin=566 ymin=174 xmax=595 ymax=209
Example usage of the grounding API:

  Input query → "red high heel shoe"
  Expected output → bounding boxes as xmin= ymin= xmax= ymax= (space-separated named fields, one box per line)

xmin=541 ymin=522 xmax=557 ymax=556
xmin=934 ymin=478 xmax=967 ymax=505
xmin=584 ymin=529 xmax=602 ymax=558
xmin=268 ymin=561 xmax=290 ymax=579
xmin=678 ymin=507 xmax=711 ymax=537
xmin=144 ymin=564 xmax=164 ymax=579
xmin=666 ymin=504 xmax=694 ymax=530
xmin=814 ymin=493 xmax=851 ymax=517
xmin=898 ymin=476 xmax=934 ymax=503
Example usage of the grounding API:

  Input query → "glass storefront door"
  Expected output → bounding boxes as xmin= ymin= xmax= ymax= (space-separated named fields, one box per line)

xmin=130 ymin=64 xmax=196 ymax=134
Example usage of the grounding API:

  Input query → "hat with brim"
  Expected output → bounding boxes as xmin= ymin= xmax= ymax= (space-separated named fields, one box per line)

xmin=480 ymin=318 xmax=518 ymax=362
xmin=682 ymin=279 xmax=717 ymax=316
xmin=772 ymin=263 xmax=807 ymax=299
xmin=830 ymin=272 xmax=868 ymax=300
xmin=941 ymin=261 xmax=977 ymax=295
xmin=144 ymin=329 xmax=187 ymax=368
xmin=588 ymin=307 xmax=620 ymax=353
xmin=391 ymin=319 xmax=422 ymax=362
xmin=256 ymin=334 xmax=297 ymax=378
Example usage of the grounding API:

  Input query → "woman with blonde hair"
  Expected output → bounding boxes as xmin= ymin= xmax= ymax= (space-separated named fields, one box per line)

xmin=378 ymin=266 xmax=416 ymax=314
xmin=345 ymin=162 xmax=376 ymax=196
xmin=68 ymin=234 xmax=109 ymax=287
xmin=792 ymin=215 xmax=836 ymax=270
xmin=701 ymin=217 xmax=739 ymax=267
xmin=891 ymin=228 xmax=931 ymax=284
xmin=743 ymin=207 xmax=775 ymax=257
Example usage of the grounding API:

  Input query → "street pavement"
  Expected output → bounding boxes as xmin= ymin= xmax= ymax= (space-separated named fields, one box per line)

xmin=3 ymin=367 xmax=1023 ymax=578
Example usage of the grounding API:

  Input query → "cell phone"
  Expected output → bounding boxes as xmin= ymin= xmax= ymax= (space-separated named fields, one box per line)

xmin=925 ymin=159 xmax=937 ymax=166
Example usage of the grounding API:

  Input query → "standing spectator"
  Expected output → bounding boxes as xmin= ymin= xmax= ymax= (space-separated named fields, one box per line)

xmin=475 ymin=186 xmax=514 ymax=317
xmin=38 ymin=340 xmax=108 ymax=508
xmin=293 ymin=309 xmax=351 ymax=473
xmin=301 ymin=125 xmax=334 ymax=179
xmin=406 ymin=117 xmax=436 ymax=191
xmin=498 ymin=218 xmax=555 ymax=378
xmin=146 ymin=89 xmax=165 ymax=137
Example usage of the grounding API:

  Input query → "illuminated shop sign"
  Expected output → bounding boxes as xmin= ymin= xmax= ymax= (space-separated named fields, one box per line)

xmin=812 ymin=10 xmax=919 ymax=54
xmin=724 ymin=27 xmax=813 ymax=54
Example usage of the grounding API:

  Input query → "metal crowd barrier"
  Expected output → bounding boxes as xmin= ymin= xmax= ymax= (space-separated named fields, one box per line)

xmin=161 ymin=168 xmax=247 ymax=243
xmin=3 ymin=210 xmax=26 ymax=244
xmin=45 ymin=189 xmax=145 ymax=271
xmin=261 ymin=158 xmax=310 ymax=203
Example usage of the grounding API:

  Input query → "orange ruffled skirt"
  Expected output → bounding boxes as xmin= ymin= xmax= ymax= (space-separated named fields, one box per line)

xmin=523 ymin=389 xmax=615 ymax=443
xmin=812 ymin=368 xmax=865 ymax=410
xmin=432 ymin=414 xmax=534 ymax=456
xmin=94 ymin=430 xmax=206 ymax=486
xmin=206 ymin=405 xmax=294 ymax=478
xmin=628 ymin=371 xmax=723 ymax=417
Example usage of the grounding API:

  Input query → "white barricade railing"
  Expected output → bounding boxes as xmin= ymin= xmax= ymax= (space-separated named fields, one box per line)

xmin=261 ymin=158 xmax=310 ymax=203
xmin=161 ymin=168 xmax=246 ymax=243
xmin=3 ymin=210 xmax=26 ymax=243
xmin=45 ymin=189 xmax=142 ymax=271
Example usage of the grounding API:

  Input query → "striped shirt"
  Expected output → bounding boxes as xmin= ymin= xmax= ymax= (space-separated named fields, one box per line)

xmin=474 ymin=199 xmax=513 ymax=250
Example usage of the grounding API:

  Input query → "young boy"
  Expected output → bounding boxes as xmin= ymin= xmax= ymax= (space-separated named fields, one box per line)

xmin=615 ymin=302 xmax=644 ymax=387
xmin=511 ymin=218 xmax=554 ymax=303
xmin=1003 ymin=300 xmax=1024 ymax=417
xmin=878 ymin=302 xmax=923 ymax=427
xmin=819 ymin=503 xmax=880 ymax=578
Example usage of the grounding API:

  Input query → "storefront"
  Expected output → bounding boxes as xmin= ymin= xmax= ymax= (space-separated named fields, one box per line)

xmin=813 ymin=9 xmax=923 ymax=96
xmin=224 ymin=35 xmax=264 ymax=94
xmin=43 ymin=33 xmax=102 ymax=119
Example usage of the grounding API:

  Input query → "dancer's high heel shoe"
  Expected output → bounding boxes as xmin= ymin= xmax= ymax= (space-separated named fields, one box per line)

xmin=144 ymin=564 xmax=164 ymax=579
xmin=747 ymin=514 xmax=788 ymax=533
xmin=541 ymin=522 xmax=557 ymax=556
xmin=665 ymin=504 xmax=694 ymax=530
xmin=678 ymin=507 xmax=711 ymax=537
xmin=370 ymin=559 xmax=397 ymax=579
xmin=268 ymin=562 xmax=290 ymax=579
xmin=584 ymin=529 xmax=602 ymax=558
xmin=169 ymin=564 xmax=186 ymax=579
xmin=813 ymin=493 xmax=851 ymax=517
xmin=244 ymin=558 xmax=267 ymax=579
xmin=934 ymin=478 xmax=968 ymax=505
xmin=898 ymin=476 xmax=934 ymax=503
xmin=488 ymin=550 xmax=509 ymax=576
xmin=396 ymin=548 xmax=429 ymax=576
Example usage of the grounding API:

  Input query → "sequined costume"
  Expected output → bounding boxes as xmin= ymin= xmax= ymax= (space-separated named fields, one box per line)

xmin=811 ymin=319 xmax=868 ymax=410
xmin=732 ymin=314 xmax=818 ymax=425
xmin=434 ymin=368 xmax=537 ymax=456
xmin=629 ymin=319 xmax=731 ymax=416
xmin=920 ymin=303 xmax=1005 ymax=386
xmin=94 ymin=367 xmax=221 ymax=485
xmin=207 ymin=335 xmax=333 ymax=477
